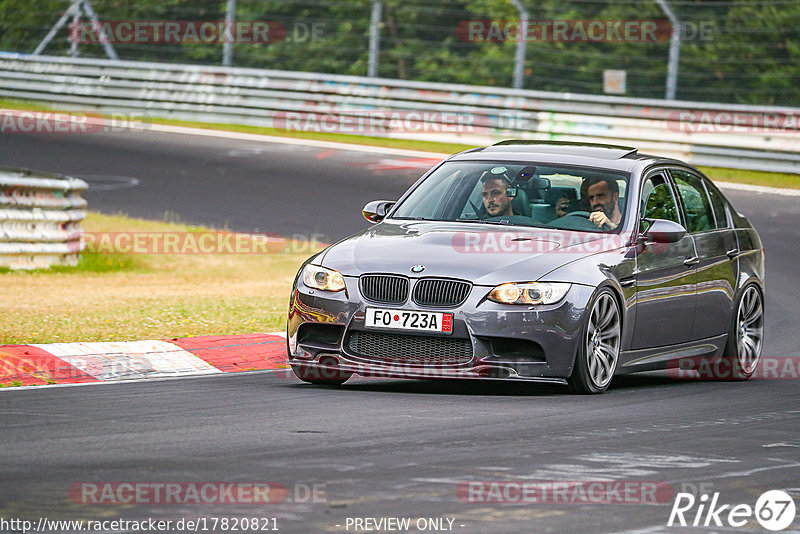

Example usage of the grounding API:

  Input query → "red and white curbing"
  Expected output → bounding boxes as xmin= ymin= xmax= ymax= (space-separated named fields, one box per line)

xmin=0 ymin=333 xmax=289 ymax=388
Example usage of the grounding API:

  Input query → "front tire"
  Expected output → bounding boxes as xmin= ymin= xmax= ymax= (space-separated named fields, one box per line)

xmin=568 ymin=289 xmax=621 ymax=394
xmin=722 ymin=284 xmax=764 ymax=380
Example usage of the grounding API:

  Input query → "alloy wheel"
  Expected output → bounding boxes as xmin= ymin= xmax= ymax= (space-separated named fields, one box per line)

xmin=736 ymin=286 xmax=764 ymax=375
xmin=585 ymin=292 xmax=621 ymax=389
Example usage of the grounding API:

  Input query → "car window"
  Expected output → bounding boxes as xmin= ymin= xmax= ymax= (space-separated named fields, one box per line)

xmin=641 ymin=174 xmax=681 ymax=225
xmin=671 ymin=169 xmax=715 ymax=233
xmin=704 ymin=179 xmax=730 ymax=229
xmin=394 ymin=167 xmax=467 ymax=220
xmin=391 ymin=161 xmax=630 ymax=233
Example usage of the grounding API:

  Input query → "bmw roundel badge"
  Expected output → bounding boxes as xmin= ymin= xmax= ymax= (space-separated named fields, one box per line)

xmin=410 ymin=265 xmax=425 ymax=273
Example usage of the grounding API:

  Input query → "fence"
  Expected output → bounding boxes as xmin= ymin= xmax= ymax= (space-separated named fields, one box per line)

xmin=0 ymin=166 xmax=87 ymax=270
xmin=1 ymin=53 xmax=798 ymax=175
xmin=3 ymin=0 xmax=799 ymax=105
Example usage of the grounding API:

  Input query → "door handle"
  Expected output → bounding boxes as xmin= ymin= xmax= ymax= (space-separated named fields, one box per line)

xmin=684 ymin=256 xmax=700 ymax=267
xmin=726 ymin=248 xmax=740 ymax=258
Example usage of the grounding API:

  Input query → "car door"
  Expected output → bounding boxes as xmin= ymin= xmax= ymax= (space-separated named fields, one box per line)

xmin=630 ymin=171 xmax=698 ymax=349
xmin=669 ymin=168 xmax=739 ymax=340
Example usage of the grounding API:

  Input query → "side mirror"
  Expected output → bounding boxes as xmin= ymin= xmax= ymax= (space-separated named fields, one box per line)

xmin=362 ymin=200 xmax=395 ymax=223
xmin=640 ymin=218 xmax=686 ymax=243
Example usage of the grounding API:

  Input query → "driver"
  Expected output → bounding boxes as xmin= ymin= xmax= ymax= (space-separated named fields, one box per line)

xmin=481 ymin=171 xmax=514 ymax=218
xmin=587 ymin=177 xmax=622 ymax=230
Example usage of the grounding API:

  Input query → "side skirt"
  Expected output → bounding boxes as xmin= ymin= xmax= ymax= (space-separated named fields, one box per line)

xmin=617 ymin=334 xmax=728 ymax=374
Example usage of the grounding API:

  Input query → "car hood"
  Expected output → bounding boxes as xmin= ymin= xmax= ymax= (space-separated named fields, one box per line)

xmin=319 ymin=220 xmax=621 ymax=285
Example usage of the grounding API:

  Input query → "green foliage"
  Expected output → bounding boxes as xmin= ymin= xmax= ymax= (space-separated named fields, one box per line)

xmin=1 ymin=0 xmax=797 ymax=104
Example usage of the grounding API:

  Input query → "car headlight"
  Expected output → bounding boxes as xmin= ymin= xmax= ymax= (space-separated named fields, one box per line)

xmin=488 ymin=282 xmax=571 ymax=305
xmin=302 ymin=264 xmax=346 ymax=292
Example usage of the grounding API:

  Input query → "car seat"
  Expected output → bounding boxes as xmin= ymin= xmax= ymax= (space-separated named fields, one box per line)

xmin=511 ymin=187 xmax=531 ymax=217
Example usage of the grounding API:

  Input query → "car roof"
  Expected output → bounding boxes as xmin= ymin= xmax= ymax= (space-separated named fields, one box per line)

xmin=448 ymin=140 xmax=687 ymax=174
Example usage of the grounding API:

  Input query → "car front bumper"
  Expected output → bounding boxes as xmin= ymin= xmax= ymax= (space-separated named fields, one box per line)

xmin=287 ymin=276 xmax=596 ymax=382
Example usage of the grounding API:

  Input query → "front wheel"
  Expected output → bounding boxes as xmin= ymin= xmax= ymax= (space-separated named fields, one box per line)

xmin=722 ymin=284 xmax=764 ymax=380
xmin=568 ymin=289 xmax=621 ymax=394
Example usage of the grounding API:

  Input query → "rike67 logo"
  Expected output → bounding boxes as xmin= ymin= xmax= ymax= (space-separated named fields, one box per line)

xmin=668 ymin=490 xmax=796 ymax=531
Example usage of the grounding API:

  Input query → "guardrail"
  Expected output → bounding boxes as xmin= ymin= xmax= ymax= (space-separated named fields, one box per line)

xmin=1 ymin=52 xmax=798 ymax=174
xmin=0 ymin=167 xmax=87 ymax=270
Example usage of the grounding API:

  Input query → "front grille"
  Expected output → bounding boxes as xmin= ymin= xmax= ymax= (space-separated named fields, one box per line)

xmin=412 ymin=278 xmax=471 ymax=308
xmin=360 ymin=274 xmax=409 ymax=304
xmin=347 ymin=331 xmax=473 ymax=366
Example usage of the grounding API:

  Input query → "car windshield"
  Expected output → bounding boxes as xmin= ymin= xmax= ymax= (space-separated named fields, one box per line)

xmin=391 ymin=161 xmax=630 ymax=233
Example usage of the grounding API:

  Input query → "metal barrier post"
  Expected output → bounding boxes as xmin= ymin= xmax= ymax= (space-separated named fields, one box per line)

xmin=657 ymin=0 xmax=681 ymax=101
xmin=223 ymin=0 xmax=237 ymax=67
xmin=33 ymin=0 xmax=118 ymax=60
xmin=368 ymin=0 xmax=382 ymax=77
xmin=510 ymin=0 xmax=529 ymax=90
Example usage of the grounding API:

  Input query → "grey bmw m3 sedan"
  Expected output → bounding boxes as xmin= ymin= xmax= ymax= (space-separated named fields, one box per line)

xmin=287 ymin=141 xmax=765 ymax=393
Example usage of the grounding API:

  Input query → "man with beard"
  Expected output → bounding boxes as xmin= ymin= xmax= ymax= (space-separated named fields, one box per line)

xmin=587 ymin=177 xmax=622 ymax=231
xmin=481 ymin=170 xmax=515 ymax=218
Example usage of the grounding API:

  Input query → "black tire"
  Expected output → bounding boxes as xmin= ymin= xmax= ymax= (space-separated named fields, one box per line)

xmin=721 ymin=284 xmax=764 ymax=380
xmin=568 ymin=288 xmax=622 ymax=394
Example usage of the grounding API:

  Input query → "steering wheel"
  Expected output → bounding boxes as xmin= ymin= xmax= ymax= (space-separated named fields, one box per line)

xmin=548 ymin=209 xmax=603 ymax=231
xmin=564 ymin=210 xmax=592 ymax=218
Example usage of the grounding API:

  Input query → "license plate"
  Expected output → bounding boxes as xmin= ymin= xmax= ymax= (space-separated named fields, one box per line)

xmin=365 ymin=308 xmax=452 ymax=334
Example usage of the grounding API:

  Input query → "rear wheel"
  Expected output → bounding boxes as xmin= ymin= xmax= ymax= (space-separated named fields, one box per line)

xmin=568 ymin=289 xmax=621 ymax=394
xmin=723 ymin=284 xmax=764 ymax=380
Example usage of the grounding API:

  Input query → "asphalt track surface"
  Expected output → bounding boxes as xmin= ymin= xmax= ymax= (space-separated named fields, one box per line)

xmin=1 ymin=130 xmax=799 ymax=533
xmin=0 ymin=129 xmax=430 ymax=241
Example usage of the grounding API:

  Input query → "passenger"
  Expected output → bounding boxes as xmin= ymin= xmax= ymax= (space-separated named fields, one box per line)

xmin=546 ymin=189 xmax=577 ymax=218
xmin=566 ymin=179 xmax=591 ymax=213
xmin=587 ymin=177 xmax=622 ymax=231
xmin=555 ymin=196 xmax=571 ymax=218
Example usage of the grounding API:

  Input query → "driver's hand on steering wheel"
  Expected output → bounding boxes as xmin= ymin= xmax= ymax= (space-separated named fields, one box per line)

xmin=589 ymin=210 xmax=618 ymax=230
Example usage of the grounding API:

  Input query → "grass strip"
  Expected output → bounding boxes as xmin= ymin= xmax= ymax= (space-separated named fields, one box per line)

xmin=0 ymin=212 xmax=317 ymax=344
